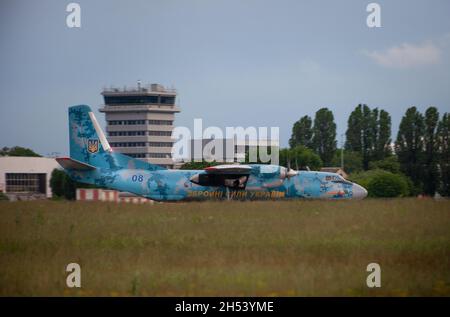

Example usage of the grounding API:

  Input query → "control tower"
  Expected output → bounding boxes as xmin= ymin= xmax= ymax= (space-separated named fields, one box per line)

xmin=99 ymin=83 xmax=180 ymax=168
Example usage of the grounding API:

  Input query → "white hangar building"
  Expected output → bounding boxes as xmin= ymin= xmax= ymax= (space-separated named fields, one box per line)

xmin=0 ymin=157 xmax=60 ymax=199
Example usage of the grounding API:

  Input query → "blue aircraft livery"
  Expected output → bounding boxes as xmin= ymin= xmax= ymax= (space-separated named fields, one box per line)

xmin=56 ymin=105 xmax=368 ymax=201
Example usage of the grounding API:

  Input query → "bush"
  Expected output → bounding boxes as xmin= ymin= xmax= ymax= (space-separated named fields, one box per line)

xmin=0 ymin=192 xmax=9 ymax=201
xmin=350 ymin=169 xmax=410 ymax=198
xmin=367 ymin=172 xmax=409 ymax=197
xmin=50 ymin=169 xmax=65 ymax=198
xmin=50 ymin=168 xmax=98 ymax=200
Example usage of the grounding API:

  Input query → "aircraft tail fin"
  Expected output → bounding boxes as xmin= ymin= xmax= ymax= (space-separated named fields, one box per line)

xmin=67 ymin=105 xmax=166 ymax=171
xmin=68 ymin=105 xmax=113 ymax=169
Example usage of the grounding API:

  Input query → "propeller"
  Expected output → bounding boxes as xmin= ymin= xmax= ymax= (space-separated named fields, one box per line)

xmin=280 ymin=151 xmax=298 ymax=180
xmin=280 ymin=166 xmax=298 ymax=179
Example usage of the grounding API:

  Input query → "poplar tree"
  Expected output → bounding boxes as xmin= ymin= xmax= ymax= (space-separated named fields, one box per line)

xmin=437 ymin=113 xmax=450 ymax=196
xmin=395 ymin=106 xmax=425 ymax=192
xmin=312 ymin=108 xmax=337 ymax=166
xmin=423 ymin=107 xmax=439 ymax=195
xmin=345 ymin=104 xmax=391 ymax=170
xmin=289 ymin=115 xmax=313 ymax=149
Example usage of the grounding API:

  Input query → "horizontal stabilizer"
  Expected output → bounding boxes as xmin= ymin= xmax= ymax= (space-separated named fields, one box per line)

xmin=56 ymin=157 xmax=96 ymax=171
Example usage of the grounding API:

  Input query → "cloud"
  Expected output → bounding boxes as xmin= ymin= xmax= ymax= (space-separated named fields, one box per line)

xmin=364 ymin=41 xmax=441 ymax=69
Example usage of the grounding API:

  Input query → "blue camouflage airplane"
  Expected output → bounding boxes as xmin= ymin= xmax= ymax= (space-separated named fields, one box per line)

xmin=56 ymin=105 xmax=368 ymax=201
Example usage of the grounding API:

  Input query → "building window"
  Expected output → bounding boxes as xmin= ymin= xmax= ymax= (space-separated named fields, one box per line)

xmin=148 ymin=153 xmax=171 ymax=158
xmin=148 ymin=131 xmax=172 ymax=136
xmin=123 ymin=153 xmax=146 ymax=158
xmin=160 ymin=96 xmax=175 ymax=105
xmin=108 ymin=120 xmax=146 ymax=125
xmin=148 ymin=142 xmax=173 ymax=147
xmin=110 ymin=142 xmax=146 ymax=147
xmin=148 ymin=120 xmax=173 ymax=125
xmin=104 ymin=95 xmax=159 ymax=105
xmin=5 ymin=173 xmax=46 ymax=194
xmin=109 ymin=131 xmax=146 ymax=136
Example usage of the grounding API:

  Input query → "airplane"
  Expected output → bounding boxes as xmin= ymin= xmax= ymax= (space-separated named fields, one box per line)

xmin=56 ymin=105 xmax=368 ymax=201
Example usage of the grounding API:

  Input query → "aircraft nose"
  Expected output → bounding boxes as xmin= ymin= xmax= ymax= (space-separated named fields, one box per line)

xmin=352 ymin=183 xmax=368 ymax=199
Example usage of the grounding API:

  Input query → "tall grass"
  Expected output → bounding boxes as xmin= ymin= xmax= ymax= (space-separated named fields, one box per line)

xmin=0 ymin=199 xmax=449 ymax=296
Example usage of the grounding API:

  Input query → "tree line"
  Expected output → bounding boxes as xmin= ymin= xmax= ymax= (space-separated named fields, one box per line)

xmin=0 ymin=146 xmax=41 ymax=157
xmin=288 ymin=105 xmax=450 ymax=197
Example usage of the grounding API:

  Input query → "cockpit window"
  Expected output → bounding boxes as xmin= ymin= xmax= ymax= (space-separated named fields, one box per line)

xmin=332 ymin=177 xmax=352 ymax=185
xmin=324 ymin=173 xmax=352 ymax=184
xmin=325 ymin=174 xmax=343 ymax=181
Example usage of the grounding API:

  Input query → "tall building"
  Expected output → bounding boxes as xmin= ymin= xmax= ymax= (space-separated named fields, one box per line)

xmin=100 ymin=83 xmax=180 ymax=168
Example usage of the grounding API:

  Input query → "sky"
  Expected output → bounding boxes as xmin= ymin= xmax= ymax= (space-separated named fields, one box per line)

xmin=0 ymin=0 xmax=449 ymax=156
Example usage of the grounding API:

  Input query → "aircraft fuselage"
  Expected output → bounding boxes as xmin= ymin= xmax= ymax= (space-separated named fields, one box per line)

xmin=67 ymin=164 xmax=367 ymax=201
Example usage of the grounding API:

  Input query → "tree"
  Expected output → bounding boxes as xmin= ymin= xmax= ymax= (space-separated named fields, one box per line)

xmin=346 ymin=105 xmax=364 ymax=153
xmin=376 ymin=110 xmax=392 ymax=159
xmin=423 ymin=107 xmax=440 ymax=195
xmin=312 ymin=108 xmax=336 ymax=166
xmin=0 ymin=146 xmax=41 ymax=157
xmin=345 ymin=104 xmax=372 ymax=169
xmin=362 ymin=105 xmax=375 ymax=168
xmin=245 ymin=146 xmax=274 ymax=164
xmin=50 ymin=168 xmax=97 ymax=200
xmin=50 ymin=169 xmax=65 ymax=198
xmin=395 ymin=106 xmax=425 ymax=193
xmin=179 ymin=160 xmax=222 ymax=170
xmin=62 ymin=173 xmax=77 ymax=200
xmin=437 ymin=113 xmax=450 ymax=196
xmin=345 ymin=104 xmax=391 ymax=170
xmin=331 ymin=150 xmax=363 ymax=174
xmin=289 ymin=115 xmax=313 ymax=149
xmin=50 ymin=169 xmax=77 ymax=200
xmin=0 ymin=147 xmax=8 ymax=156
xmin=369 ymin=156 xmax=401 ymax=174
xmin=279 ymin=146 xmax=322 ymax=171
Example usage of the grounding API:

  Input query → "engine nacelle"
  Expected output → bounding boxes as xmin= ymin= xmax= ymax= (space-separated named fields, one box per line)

xmin=279 ymin=167 xmax=298 ymax=179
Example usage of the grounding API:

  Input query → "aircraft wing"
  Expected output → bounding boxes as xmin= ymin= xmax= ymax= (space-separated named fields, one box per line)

xmin=190 ymin=164 xmax=251 ymax=189
xmin=204 ymin=164 xmax=252 ymax=174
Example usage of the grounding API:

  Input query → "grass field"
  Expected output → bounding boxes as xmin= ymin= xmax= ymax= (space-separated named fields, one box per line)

xmin=0 ymin=199 xmax=450 ymax=296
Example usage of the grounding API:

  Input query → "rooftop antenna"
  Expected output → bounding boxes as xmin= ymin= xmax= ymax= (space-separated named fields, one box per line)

xmin=137 ymin=80 xmax=141 ymax=91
